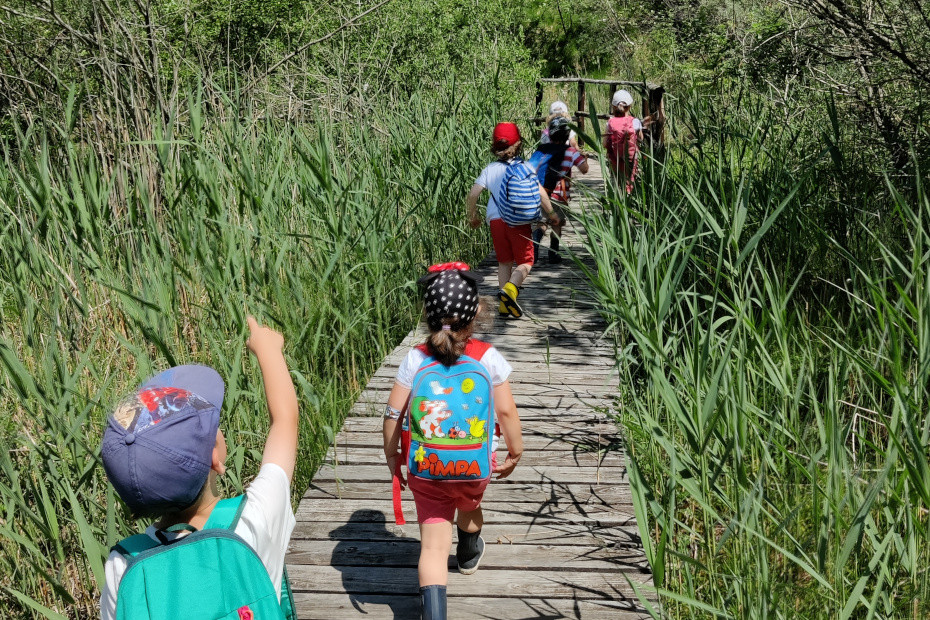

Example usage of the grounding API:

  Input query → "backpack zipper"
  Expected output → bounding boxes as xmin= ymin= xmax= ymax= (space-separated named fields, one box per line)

xmin=418 ymin=442 xmax=483 ymax=450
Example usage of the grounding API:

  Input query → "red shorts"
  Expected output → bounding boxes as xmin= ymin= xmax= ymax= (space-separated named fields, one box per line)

xmin=489 ymin=218 xmax=534 ymax=266
xmin=407 ymin=454 xmax=497 ymax=524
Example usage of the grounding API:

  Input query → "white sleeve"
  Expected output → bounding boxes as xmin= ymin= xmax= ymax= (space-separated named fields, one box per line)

xmin=475 ymin=164 xmax=491 ymax=189
xmin=100 ymin=552 xmax=127 ymax=620
xmin=481 ymin=347 xmax=513 ymax=385
xmin=396 ymin=349 xmax=428 ymax=388
xmin=235 ymin=463 xmax=296 ymax=601
xmin=633 ymin=118 xmax=643 ymax=131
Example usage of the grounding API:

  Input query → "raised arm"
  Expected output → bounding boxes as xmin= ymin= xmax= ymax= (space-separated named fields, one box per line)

xmin=247 ymin=316 xmax=299 ymax=482
xmin=492 ymin=381 xmax=523 ymax=479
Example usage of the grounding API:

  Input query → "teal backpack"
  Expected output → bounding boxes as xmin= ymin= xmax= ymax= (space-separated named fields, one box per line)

xmin=112 ymin=495 xmax=296 ymax=620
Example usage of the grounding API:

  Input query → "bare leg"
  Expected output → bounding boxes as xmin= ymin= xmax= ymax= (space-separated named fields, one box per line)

xmin=457 ymin=506 xmax=483 ymax=533
xmin=418 ymin=521 xmax=453 ymax=586
xmin=511 ymin=262 xmax=532 ymax=287
xmin=497 ymin=262 xmax=513 ymax=290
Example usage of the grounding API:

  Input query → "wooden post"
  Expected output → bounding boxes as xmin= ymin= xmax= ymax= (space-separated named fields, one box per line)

xmin=645 ymin=86 xmax=666 ymax=154
xmin=577 ymin=79 xmax=586 ymax=132
xmin=534 ymin=81 xmax=544 ymax=126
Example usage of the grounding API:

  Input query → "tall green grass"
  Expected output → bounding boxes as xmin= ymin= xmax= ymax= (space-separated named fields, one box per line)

xmin=0 ymin=84 xmax=495 ymax=616
xmin=579 ymin=91 xmax=930 ymax=617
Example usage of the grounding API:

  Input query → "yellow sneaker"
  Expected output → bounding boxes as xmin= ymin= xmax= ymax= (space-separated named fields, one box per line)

xmin=497 ymin=282 xmax=523 ymax=318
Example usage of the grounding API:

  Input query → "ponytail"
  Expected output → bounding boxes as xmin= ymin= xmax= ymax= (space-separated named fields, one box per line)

xmin=427 ymin=319 xmax=474 ymax=367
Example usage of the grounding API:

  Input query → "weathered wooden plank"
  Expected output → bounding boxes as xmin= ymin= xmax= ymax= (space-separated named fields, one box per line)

xmin=362 ymin=375 xmax=619 ymax=396
xmin=288 ymin=565 xmax=651 ymax=602
xmin=290 ymin=521 xmax=644 ymax=548
xmin=371 ymin=363 xmax=619 ymax=382
xmin=287 ymin=539 xmax=650 ymax=572
xmin=332 ymin=429 xmax=625 ymax=452
xmin=313 ymin=465 xmax=628 ymax=486
xmin=323 ymin=446 xmax=624 ymax=468
xmin=355 ymin=392 xmax=618 ymax=412
xmin=338 ymin=417 xmax=621 ymax=438
xmin=295 ymin=499 xmax=636 ymax=526
xmin=349 ymin=401 xmax=617 ymax=419
xmin=292 ymin=593 xmax=652 ymax=620
xmin=303 ymin=480 xmax=632 ymax=505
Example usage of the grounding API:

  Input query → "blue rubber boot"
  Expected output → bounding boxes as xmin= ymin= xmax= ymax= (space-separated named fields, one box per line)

xmin=420 ymin=584 xmax=447 ymax=620
xmin=532 ymin=226 xmax=545 ymax=263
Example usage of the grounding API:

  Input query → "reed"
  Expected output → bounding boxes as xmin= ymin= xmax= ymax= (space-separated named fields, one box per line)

xmin=577 ymin=89 xmax=930 ymax=617
xmin=0 ymin=82 xmax=495 ymax=616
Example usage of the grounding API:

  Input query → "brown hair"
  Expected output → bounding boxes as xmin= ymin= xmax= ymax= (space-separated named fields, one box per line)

xmin=492 ymin=141 xmax=521 ymax=161
xmin=425 ymin=298 xmax=493 ymax=366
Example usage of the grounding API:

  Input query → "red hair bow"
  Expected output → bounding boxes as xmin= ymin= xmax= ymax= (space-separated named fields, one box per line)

xmin=427 ymin=262 xmax=470 ymax=273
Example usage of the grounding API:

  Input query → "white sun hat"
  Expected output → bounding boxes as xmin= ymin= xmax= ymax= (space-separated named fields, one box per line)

xmin=549 ymin=101 xmax=569 ymax=115
xmin=611 ymin=90 xmax=634 ymax=108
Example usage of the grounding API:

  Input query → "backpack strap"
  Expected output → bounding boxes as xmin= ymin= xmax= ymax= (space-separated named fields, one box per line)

xmin=392 ymin=394 xmax=412 ymax=525
xmin=464 ymin=339 xmax=492 ymax=361
xmin=112 ymin=533 xmax=160 ymax=559
xmin=280 ymin=565 xmax=297 ymax=620
xmin=204 ymin=495 xmax=247 ymax=530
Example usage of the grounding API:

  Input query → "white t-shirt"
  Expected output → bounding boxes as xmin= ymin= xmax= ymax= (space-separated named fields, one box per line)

xmin=99 ymin=463 xmax=296 ymax=620
xmin=396 ymin=345 xmax=512 ymax=388
xmin=474 ymin=161 xmax=510 ymax=223
xmin=633 ymin=118 xmax=643 ymax=132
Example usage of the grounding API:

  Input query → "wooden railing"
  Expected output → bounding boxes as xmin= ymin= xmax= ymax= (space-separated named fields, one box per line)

xmin=533 ymin=77 xmax=666 ymax=149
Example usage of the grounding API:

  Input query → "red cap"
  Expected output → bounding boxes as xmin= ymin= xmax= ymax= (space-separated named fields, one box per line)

xmin=492 ymin=122 xmax=521 ymax=149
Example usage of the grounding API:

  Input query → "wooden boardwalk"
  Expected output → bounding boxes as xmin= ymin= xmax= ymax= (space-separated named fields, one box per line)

xmin=287 ymin=160 xmax=654 ymax=618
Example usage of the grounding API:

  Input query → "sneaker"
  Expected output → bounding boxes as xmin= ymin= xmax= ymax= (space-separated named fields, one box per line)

xmin=547 ymin=250 xmax=562 ymax=264
xmin=497 ymin=282 xmax=523 ymax=318
xmin=457 ymin=536 xmax=485 ymax=575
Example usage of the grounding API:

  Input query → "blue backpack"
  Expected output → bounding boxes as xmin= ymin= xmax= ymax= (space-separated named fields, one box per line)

xmin=111 ymin=495 xmax=296 ymax=620
xmin=529 ymin=144 xmax=569 ymax=193
xmin=495 ymin=158 xmax=542 ymax=225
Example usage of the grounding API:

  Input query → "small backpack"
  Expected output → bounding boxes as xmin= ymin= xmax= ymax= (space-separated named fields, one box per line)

xmin=111 ymin=495 xmax=296 ymax=620
xmin=494 ymin=158 xmax=542 ymax=226
xmin=528 ymin=145 xmax=569 ymax=194
xmin=392 ymin=341 xmax=495 ymax=524
xmin=606 ymin=116 xmax=637 ymax=167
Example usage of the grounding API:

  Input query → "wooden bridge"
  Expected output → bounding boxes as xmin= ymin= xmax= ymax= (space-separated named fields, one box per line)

xmin=286 ymin=159 xmax=654 ymax=618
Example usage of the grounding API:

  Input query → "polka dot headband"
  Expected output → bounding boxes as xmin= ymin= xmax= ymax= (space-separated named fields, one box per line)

xmin=417 ymin=263 xmax=480 ymax=331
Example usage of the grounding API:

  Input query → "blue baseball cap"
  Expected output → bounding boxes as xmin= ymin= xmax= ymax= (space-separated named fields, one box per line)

xmin=101 ymin=365 xmax=224 ymax=515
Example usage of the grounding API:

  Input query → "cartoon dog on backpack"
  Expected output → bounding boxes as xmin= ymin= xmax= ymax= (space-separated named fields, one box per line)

xmin=419 ymin=399 xmax=453 ymax=439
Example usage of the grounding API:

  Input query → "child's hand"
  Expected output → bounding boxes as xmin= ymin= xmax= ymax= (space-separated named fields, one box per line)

xmin=386 ymin=453 xmax=406 ymax=488
xmin=469 ymin=214 xmax=482 ymax=229
xmin=493 ymin=452 xmax=521 ymax=479
xmin=247 ymin=316 xmax=284 ymax=358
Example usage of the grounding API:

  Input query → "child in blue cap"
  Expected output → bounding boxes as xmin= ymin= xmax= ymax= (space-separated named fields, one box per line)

xmin=99 ymin=317 xmax=299 ymax=619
